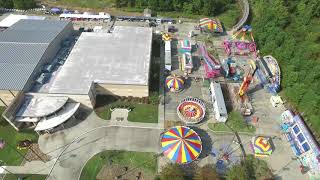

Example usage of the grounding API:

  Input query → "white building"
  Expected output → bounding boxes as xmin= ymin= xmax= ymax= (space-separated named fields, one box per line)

xmin=165 ymin=41 xmax=171 ymax=71
xmin=210 ymin=82 xmax=228 ymax=122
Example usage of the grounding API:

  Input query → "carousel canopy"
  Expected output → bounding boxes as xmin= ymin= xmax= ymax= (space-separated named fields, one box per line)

xmin=161 ymin=126 xmax=202 ymax=164
xmin=165 ymin=74 xmax=184 ymax=92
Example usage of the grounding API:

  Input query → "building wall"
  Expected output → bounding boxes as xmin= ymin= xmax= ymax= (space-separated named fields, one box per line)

xmin=96 ymin=84 xmax=149 ymax=97
xmin=2 ymin=92 xmax=25 ymax=131
xmin=0 ymin=90 xmax=19 ymax=106
xmin=23 ymin=22 xmax=74 ymax=92
xmin=26 ymin=92 xmax=93 ymax=109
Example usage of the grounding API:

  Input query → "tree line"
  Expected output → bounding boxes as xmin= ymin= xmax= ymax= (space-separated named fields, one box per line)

xmin=250 ymin=0 xmax=320 ymax=133
xmin=114 ymin=0 xmax=236 ymax=16
xmin=157 ymin=155 xmax=274 ymax=180
xmin=0 ymin=0 xmax=36 ymax=10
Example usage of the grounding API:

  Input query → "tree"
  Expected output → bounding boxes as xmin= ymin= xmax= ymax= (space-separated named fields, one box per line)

xmin=158 ymin=163 xmax=186 ymax=180
xmin=13 ymin=0 xmax=36 ymax=10
xmin=0 ymin=0 xmax=13 ymax=8
xmin=226 ymin=164 xmax=248 ymax=180
xmin=226 ymin=155 xmax=274 ymax=180
xmin=194 ymin=165 xmax=219 ymax=180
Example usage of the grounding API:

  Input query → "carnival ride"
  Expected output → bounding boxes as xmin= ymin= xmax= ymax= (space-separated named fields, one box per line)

xmin=210 ymin=142 xmax=241 ymax=174
xmin=162 ymin=33 xmax=172 ymax=41
xmin=165 ymin=74 xmax=184 ymax=92
xmin=261 ymin=55 xmax=281 ymax=94
xmin=177 ymin=97 xmax=206 ymax=124
xmin=161 ymin=126 xmax=202 ymax=164
xmin=199 ymin=44 xmax=221 ymax=78
xmin=223 ymin=25 xmax=257 ymax=57
xmin=251 ymin=136 xmax=273 ymax=157
xmin=238 ymin=59 xmax=257 ymax=97
xmin=199 ymin=18 xmax=223 ymax=33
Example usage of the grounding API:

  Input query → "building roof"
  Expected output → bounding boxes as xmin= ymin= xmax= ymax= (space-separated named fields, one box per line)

xmin=211 ymin=82 xmax=227 ymax=115
xmin=0 ymin=14 xmax=46 ymax=28
xmin=60 ymin=13 xmax=111 ymax=19
xmin=0 ymin=19 xmax=71 ymax=91
xmin=49 ymin=26 xmax=152 ymax=94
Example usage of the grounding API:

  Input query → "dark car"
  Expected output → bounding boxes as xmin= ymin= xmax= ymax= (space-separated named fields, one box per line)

xmin=168 ymin=26 xmax=177 ymax=33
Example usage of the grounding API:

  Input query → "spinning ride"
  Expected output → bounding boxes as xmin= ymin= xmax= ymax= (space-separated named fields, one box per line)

xmin=162 ymin=33 xmax=172 ymax=41
xmin=210 ymin=143 xmax=241 ymax=174
xmin=251 ymin=136 xmax=273 ymax=157
xmin=177 ymin=97 xmax=206 ymax=124
xmin=161 ymin=126 xmax=202 ymax=164
xmin=223 ymin=25 xmax=257 ymax=57
xmin=165 ymin=74 xmax=184 ymax=92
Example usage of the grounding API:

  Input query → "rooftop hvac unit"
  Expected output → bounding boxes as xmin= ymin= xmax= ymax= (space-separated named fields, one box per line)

xmin=36 ymin=73 xmax=51 ymax=84
xmin=43 ymin=64 xmax=55 ymax=73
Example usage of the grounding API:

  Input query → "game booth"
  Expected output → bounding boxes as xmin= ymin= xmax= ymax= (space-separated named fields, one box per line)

xmin=280 ymin=110 xmax=320 ymax=178
xmin=251 ymin=136 xmax=273 ymax=157
xmin=161 ymin=126 xmax=202 ymax=164
xmin=199 ymin=18 xmax=223 ymax=33
xmin=180 ymin=52 xmax=193 ymax=74
xmin=223 ymin=25 xmax=257 ymax=57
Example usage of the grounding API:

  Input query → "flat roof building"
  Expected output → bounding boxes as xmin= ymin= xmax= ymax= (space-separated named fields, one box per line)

xmin=49 ymin=26 xmax=152 ymax=99
xmin=1 ymin=25 xmax=153 ymax=133
xmin=210 ymin=82 xmax=228 ymax=122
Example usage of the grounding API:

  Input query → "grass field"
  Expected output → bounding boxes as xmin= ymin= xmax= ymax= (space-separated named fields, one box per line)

xmin=4 ymin=174 xmax=46 ymax=180
xmin=80 ymin=151 xmax=157 ymax=180
xmin=127 ymin=104 xmax=158 ymax=123
xmin=96 ymin=101 xmax=158 ymax=123
xmin=0 ymin=107 xmax=39 ymax=166
xmin=208 ymin=111 xmax=255 ymax=133
xmin=157 ymin=4 xmax=240 ymax=29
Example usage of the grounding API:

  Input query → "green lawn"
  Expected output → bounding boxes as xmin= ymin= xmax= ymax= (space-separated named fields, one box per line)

xmin=97 ymin=105 xmax=112 ymax=120
xmin=208 ymin=111 xmax=256 ymax=133
xmin=97 ymin=102 xmax=158 ymax=123
xmin=218 ymin=4 xmax=241 ymax=29
xmin=4 ymin=174 xmax=46 ymax=180
xmin=0 ymin=107 xmax=39 ymax=166
xmin=43 ymin=0 xmax=114 ymax=9
xmin=127 ymin=104 xmax=158 ymax=123
xmin=80 ymin=151 xmax=157 ymax=180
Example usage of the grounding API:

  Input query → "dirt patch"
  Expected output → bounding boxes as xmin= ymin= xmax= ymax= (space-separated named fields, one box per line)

xmin=23 ymin=144 xmax=51 ymax=163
